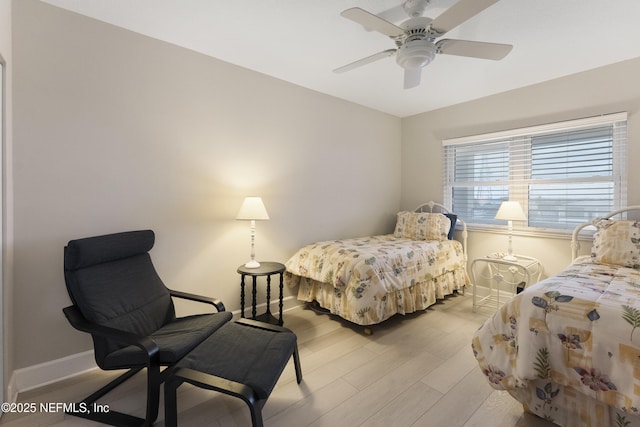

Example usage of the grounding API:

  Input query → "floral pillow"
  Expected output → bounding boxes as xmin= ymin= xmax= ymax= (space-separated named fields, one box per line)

xmin=591 ymin=219 xmax=640 ymax=268
xmin=393 ymin=211 xmax=451 ymax=241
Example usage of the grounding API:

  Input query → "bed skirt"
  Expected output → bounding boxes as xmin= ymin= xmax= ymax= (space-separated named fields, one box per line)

xmin=286 ymin=267 xmax=468 ymax=326
xmin=508 ymin=379 xmax=640 ymax=427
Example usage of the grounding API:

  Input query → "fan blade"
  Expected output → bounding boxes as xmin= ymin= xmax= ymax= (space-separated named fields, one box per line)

xmin=341 ymin=7 xmax=405 ymax=38
xmin=437 ymin=39 xmax=512 ymax=60
xmin=377 ymin=5 xmax=407 ymax=23
xmin=334 ymin=49 xmax=396 ymax=74
xmin=430 ymin=0 xmax=500 ymax=35
xmin=404 ymin=68 xmax=422 ymax=89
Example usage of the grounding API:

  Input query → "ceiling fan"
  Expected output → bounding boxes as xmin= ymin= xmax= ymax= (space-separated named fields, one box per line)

xmin=334 ymin=0 xmax=513 ymax=89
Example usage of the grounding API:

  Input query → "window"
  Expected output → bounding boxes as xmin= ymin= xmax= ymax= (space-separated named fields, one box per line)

xmin=443 ymin=113 xmax=627 ymax=232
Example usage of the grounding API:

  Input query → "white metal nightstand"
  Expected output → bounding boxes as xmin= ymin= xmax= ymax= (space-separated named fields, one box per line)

xmin=471 ymin=253 xmax=543 ymax=312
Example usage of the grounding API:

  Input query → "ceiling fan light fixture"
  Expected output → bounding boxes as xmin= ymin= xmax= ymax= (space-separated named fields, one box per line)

xmin=396 ymin=39 xmax=436 ymax=70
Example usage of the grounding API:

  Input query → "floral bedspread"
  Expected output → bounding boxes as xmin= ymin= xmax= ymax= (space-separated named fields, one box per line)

xmin=473 ymin=256 xmax=640 ymax=421
xmin=284 ymin=235 xmax=468 ymax=325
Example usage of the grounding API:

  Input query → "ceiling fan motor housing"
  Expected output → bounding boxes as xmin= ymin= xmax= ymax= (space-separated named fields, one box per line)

xmin=396 ymin=17 xmax=436 ymax=69
xmin=403 ymin=0 xmax=430 ymax=17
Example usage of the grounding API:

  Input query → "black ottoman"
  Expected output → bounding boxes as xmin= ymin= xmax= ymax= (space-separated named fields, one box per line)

xmin=164 ymin=318 xmax=302 ymax=427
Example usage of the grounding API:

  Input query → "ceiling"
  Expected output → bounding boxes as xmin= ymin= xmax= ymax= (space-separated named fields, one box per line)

xmin=41 ymin=0 xmax=640 ymax=118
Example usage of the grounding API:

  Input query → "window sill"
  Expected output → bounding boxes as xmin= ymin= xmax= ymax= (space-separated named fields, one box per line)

xmin=463 ymin=224 xmax=594 ymax=242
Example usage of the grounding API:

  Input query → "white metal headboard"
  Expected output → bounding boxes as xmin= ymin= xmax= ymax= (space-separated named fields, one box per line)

xmin=571 ymin=205 xmax=640 ymax=260
xmin=414 ymin=201 xmax=468 ymax=263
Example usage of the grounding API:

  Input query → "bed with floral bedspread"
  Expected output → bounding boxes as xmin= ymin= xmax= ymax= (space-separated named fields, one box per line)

xmin=473 ymin=209 xmax=640 ymax=427
xmin=285 ymin=203 xmax=469 ymax=328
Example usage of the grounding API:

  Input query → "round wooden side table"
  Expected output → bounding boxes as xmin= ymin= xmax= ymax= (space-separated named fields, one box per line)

xmin=237 ymin=261 xmax=286 ymax=325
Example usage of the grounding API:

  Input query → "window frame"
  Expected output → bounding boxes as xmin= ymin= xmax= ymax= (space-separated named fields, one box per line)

xmin=442 ymin=112 xmax=628 ymax=235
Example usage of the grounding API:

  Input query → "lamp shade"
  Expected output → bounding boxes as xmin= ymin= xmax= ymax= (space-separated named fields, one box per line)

xmin=495 ymin=201 xmax=527 ymax=221
xmin=236 ymin=197 xmax=270 ymax=221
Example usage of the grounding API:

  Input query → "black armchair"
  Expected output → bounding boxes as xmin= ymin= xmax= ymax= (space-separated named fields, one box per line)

xmin=62 ymin=230 xmax=232 ymax=426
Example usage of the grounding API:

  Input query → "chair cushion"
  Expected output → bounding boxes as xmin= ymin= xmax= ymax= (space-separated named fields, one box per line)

xmin=103 ymin=311 xmax=233 ymax=368
xmin=64 ymin=230 xmax=178 ymax=359
xmin=176 ymin=322 xmax=297 ymax=399
xmin=65 ymin=230 xmax=155 ymax=270
xmin=70 ymin=254 xmax=176 ymax=358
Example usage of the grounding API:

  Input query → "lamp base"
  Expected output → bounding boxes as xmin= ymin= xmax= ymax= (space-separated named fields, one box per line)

xmin=244 ymin=260 xmax=261 ymax=268
xmin=502 ymin=254 xmax=517 ymax=262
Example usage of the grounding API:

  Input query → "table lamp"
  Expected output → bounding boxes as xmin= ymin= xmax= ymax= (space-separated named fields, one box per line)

xmin=236 ymin=197 xmax=270 ymax=268
xmin=495 ymin=201 xmax=527 ymax=261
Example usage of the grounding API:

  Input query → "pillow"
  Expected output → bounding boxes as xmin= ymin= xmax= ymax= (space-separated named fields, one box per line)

xmin=591 ymin=219 xmax=640 ymax=268
xmin=393 ymin=211 xmax=451 ymax=241
xmin=444 ymin=213 xmax=457 ymax=240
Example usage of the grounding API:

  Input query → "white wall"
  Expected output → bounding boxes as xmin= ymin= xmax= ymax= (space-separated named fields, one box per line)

xmin=401 ymin=57 xmax=640 ymax=277
xmin=11 ymin=0 xmax=401 ymax=370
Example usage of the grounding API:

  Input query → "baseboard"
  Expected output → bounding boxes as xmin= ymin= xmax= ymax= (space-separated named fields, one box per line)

xmin=232 ymin=295 xmax=299 ymax=319
xmin=6 ymin=370 xmax=17 ymax=405
xmin=282 ymin=296 xmax=301 ymax=313
xmin=11 ymin=349 xmax=98 ymax=396
xmin=8 ymin=296 xmax=302 ymax=397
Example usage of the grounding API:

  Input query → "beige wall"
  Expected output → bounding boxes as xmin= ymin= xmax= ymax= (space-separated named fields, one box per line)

xmin=11 ymin=0 xmax=402 ymax=370
xmin=9 ymin=0 xmax=640 ymax=393
xmin=401 ymin=57 xmax=640 ymax=277
xmin=1 ymin=0 xmax=12 ymax=403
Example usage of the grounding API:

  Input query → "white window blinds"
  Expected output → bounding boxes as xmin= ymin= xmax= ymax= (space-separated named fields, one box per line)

xmin=443 ymin=112 xmax=627 ymax=232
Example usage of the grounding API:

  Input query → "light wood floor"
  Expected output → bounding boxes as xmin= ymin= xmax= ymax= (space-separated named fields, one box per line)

xmin=0 ymin=293 xmax=556 ymax=426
